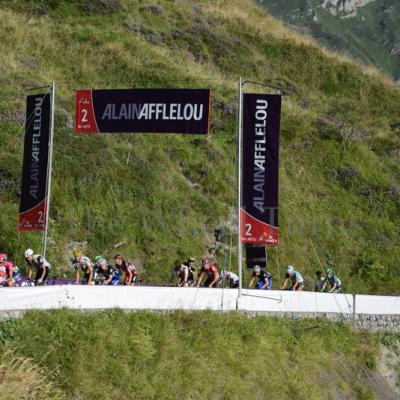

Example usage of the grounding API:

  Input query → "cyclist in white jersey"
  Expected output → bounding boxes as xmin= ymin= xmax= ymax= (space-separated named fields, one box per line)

xmin=24 ymin=248 xmax=51 ymax=285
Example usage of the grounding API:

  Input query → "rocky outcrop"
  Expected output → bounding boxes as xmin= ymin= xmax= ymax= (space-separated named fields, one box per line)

xmin=321 ymin=0 xmax=376 ymax=18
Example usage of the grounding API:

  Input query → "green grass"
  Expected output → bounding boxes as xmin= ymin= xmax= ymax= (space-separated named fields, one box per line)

xmin=0 ymin=310 xmax=386 ymax=399
xmin=0 ymin=0 xmax=398 ymax=293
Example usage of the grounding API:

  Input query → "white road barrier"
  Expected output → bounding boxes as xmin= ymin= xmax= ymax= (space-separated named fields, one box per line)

xmin=238 ymin=290 xmax=354 ymax=314
xmin=0 ymin=286 xmax=399 ymax=316
xmin=355 ymin=294 xmax=400 ymax=315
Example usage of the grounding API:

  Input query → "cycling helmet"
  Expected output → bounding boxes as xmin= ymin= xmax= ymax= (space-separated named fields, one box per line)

xmin=99 ymin=258 xmax=107 ymax=265
xmin=219 ymin=270 xmax=226 ymax=279
xmin=287 ymin=265 xmax=294 ymax=274
xmin=73 ymin=249 xmax=82 ymax=258
xmin=0 ymin=253 xmax=6 ymax=262
xmin=326 ymin=268 xmax=333 ymax=274
xmin=24 ymin=249 xmax=34 ymax=258
xmin=94 ymin=255 xmax=102 ymax=263
xmin=253 ymin=265 xmax=261 ymax=273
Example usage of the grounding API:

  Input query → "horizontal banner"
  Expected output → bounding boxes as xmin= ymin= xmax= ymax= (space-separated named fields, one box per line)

xmin=75 ymin=88 xmax=211 ymax=134
xmin=19 ymin=93 xmax=51 ymax=231
xmin=241 ymin=93 xmax=281 ymax=245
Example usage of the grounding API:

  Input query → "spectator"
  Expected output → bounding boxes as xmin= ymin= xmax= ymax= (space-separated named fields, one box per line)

xmin=219 ymin=270 xmax=239 ymax=288
xmin=196 ymin=256 xmax=219 ymax=288
xmin=315 ymin=271 xmax=326 ymax=292
xmin=248 ymin=265 xmax=272 ymax=290
xmin=72 ymin=249 xmax=93 ymax=285
xmin=24 ymin=249 xmax=51 ymax=285
xmin=281 ymin=265 xmax=304 ymax=291
xmin=322 ymin=268 xmax=342 ymax=293
xmin=97 ymin=258 xmax=120 ymax=285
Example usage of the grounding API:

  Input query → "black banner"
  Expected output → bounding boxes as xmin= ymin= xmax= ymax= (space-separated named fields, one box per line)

xmin=76 ymin=88 xmax=211 ymax=134
xmin=245 ymin=244 xmax=267 ymax=269
xmin=241 ymin=94 xmax=281 ymax=245
xmin=18 ymin=93 xmax=51 ymax=230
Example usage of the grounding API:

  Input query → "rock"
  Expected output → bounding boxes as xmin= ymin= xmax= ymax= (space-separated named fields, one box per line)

xmin=124 ymin=22 xmax=142 ymax=33
xmin=81 ymin=0 xmax=121 ymax=14
xmin=377 ymin=233 xmax=390 ymax=246
xmin=320 ymin=0 xmax=376 ymax=19
xmin=210 ymin=120 xmax=225 ymax=130
xmin=57 ymin=108 xmax=74 ymax=129
xmin=184 ymin=51 xmax=197 ymax=63
xmin=17 ymin=58 xmax=37 ymax=69
xmin=7 ymin=110 xmax=26 ymax=125
xmin=0 ymin=176 xmax=15 ymax=196
xmin=386 ymin=185 xmax=400 ymax=201
xmin=336 ymin=165 xmax=358 ymax=184
xmin=142 ymin=4 xmax=162 ymax=15
xmin=124 ymin=22 xmax=162 ymax=44
xmin=212 ymin=98 xmax=235 ymax=116
xmin=390 ymin=44 xmax=400 ymax=55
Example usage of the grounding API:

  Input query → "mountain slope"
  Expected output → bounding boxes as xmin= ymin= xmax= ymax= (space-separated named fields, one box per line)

xmin=0 ymin=0 xmax=399 ymax=293
xmin=257 ymin=0 xmax=400 ymax=81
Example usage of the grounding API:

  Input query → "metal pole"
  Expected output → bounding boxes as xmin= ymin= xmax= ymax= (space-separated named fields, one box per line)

xmin=42 ymin=82 xmax=56 ymax=258
xmin=237 ymin=77 xmax=243 ymax=298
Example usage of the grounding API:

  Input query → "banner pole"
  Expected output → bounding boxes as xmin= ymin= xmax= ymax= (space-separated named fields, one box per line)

xmin=42 ymin=82 xmax=56 ymax=258
xmin=237 ymin=77 xmax=243 ymax=298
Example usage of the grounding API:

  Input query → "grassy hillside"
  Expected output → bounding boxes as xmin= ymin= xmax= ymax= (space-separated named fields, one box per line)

xmin=257 ymin=0 xmax=400 ymax=81
xmin=1 ymin=310 xmax=397 ymax=399
xmin=0 ymin=0 xmax=399 ymax=293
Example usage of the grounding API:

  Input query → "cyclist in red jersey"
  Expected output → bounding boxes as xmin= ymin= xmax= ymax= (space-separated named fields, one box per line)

xmin=0 ymin=253 xmax=14 ymax=286
xmin=195 ymin=256 xmax=219 ymax=288
xmin=114 ymin=254 xmax=137 ymax=285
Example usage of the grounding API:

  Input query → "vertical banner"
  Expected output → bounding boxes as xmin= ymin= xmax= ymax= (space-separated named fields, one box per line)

xmin=18 ymin=93 xmax=51 ymax=230
xmin=75 ymin=88 xmax=211 ymax=134
xmin=240 ymin=94 xmax=281 ymax=245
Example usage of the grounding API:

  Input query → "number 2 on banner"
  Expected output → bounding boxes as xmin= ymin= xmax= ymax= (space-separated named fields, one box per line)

xmin=38 ymin=211 xmax=44 ymax=225
xmin=245 ymin=223 xmax=252 ymax=236
xmin=81 ymin=109 xmax=88 ymax=123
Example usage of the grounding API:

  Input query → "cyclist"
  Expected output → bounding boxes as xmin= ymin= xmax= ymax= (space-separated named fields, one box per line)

xmin=219 ymin=270 xmax=239 ymax=288
xmin=174 ymin=260 xmax=194 ymax=287
xmin=322 ymin=268 xmax=342 ymax=293
xmin=0 ymin=254 xmax=16 ymax=287
xmin=114 ymin=254 xmax=133 ymax=285
xmin=72 ymin=249 xmax=93 ymax=285
xmin=195 ymin=256 xmax=219 ymax=288
xmin=97 ymin=258 xmax=120 ymax=285
xmin=185 ymin=257 xmax=197 ymax=283
xmin=92 ymin=255 xmax=103 ymax=281
xmin=281 ymin=265 xmax=304 ymax=291
xmin=125 ymin=262 xmax=137 ymax=286
xmin=248 ymin=265 xmax=272 ymax=290
xmin=315 ymin=271 xmax=326 ymax=292
xmin=24 ymin=249 xmax=51 ymax=285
